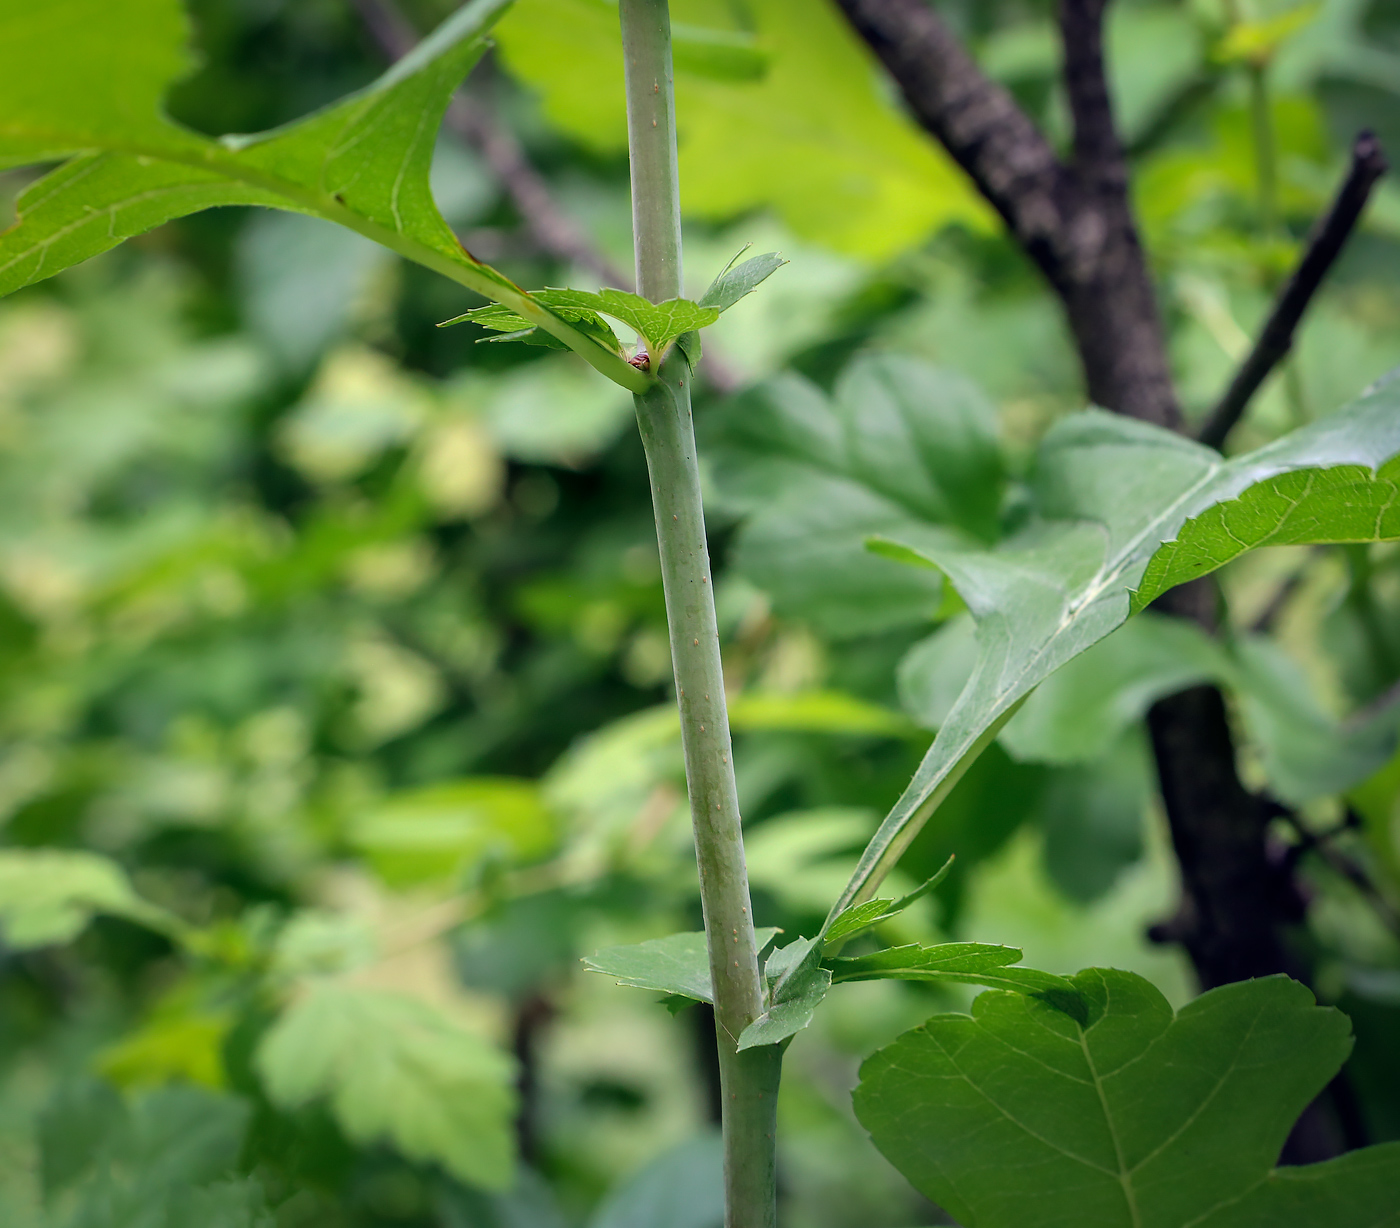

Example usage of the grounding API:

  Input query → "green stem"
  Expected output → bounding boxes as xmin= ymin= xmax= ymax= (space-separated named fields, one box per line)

xmin=618 ymin=2 xmax=776 ymax=1225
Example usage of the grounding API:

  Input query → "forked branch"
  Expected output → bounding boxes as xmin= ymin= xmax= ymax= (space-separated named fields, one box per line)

xmin=833 ymin=0 xmax=1181 ymax=427
xmin=1198 ymin=131 xmax=1389 ymax=451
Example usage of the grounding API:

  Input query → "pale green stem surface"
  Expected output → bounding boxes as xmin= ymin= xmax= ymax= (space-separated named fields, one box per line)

xmin=619 ymin=2 xmax=775 ymax=1225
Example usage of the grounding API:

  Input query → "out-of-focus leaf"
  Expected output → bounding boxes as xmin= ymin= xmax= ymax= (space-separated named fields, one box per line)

xmin=0 ymin=848 xmax=185 ymax=949
xmin=1215 ymin=4 xmax=1322 ymax=65
xmin=589 ymin=1132 xmax=723 ymax=1228
xmin=728 ymin=690 xmax=914 ymax=737
xmin=0 ymin=0 xmax=650 ymax=392
xmin=39 ymin=1080 xmax=265 ymax=1225
xmin=584 ymin=928 xmax=782 ymax=1004
xmin=454 ymin=891 xmax=581 ymax=1000
xmin=236 ymin=212 xmax=388 ymax=371
xmin=999 ymin=613 xmax=1226 ymax=764
xmin=1232 ymin=636 xmax=1400 ymax=804
xmin=897 ymin=614 xmax=978 ymax=731
xmin=834 ymin=383 xmax=1400 ymax=918
xmin=256 ymin=983 xmax=517 ymax=1191
xmin=98 ymin=1009 xmax=231 ymax=1091
xmin=350 ymin=777 xmax=555 ymax=887
xmin=1104 ymin=3 xmax=1202 ymax=144
xmin=493 ymin=0 xmax=990 ymax=259
xmin=707 ymin=356 xmax=1003 ymax=637
xmin=1039 ymin=733 xmax=1153 ymax=903
xmin=856 ymin=970 xmax=1400 ymax=1228
xmin=1350 ymin=748 xmax=1400 ymax=882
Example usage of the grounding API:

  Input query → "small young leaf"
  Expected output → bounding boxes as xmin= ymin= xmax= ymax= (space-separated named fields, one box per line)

xmin=584 ymin=928 xmax=783 ymax=1004
xmin=256 ymin=984 xmax=517 ymax=1191
xmin=675 ymin=329 xmax=702 ymax=375
xmin=736 ymin=966 xmax=832 ymax=1050
xmin=699 ymin=249 xmax=787 ymax=312
xmin=822 ymin=856 xmax=954 ymax=945
xmin=590 ymin=1132 xmax=724 ymax=1228
xmin=856 ymin=970 xmax=1400 ymax=1228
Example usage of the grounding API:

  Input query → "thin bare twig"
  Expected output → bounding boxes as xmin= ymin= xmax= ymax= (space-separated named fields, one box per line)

xmin=1198 ymin=132 xmax=1389 ymax=451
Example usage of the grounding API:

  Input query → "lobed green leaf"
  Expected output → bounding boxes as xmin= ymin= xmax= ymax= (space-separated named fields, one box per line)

xmin=855 ymin=970 xmax=1400 ymax=1228
xmin=256 ymin=983 xmax=517 ymax=1191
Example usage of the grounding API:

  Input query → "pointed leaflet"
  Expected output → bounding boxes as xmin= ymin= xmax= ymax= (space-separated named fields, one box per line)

xmin=699 ymin=249 xmax=787 ymax=312
xmin=822 ymin=856 xmax=954 ymax=945
xmin=831 ymin=379 xmax=1400 ymax=917
xmin=855 ymin=970 xmax=1400 ymax=1228
xmin=0 ymin=0 xmax=649 ymax=393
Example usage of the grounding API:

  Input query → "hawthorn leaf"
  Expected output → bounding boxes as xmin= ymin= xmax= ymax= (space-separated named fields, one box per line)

xmin=705 ymin=357 xmax=1003 ymax=636
xmin=823 ymin=855 xmax=954 ymax=945
xmin=38 ymin=1081 xmax=268 ymax=1227
xmin=832 ymin=381 xmax=1400 ymax=918
xmin=0 ymin=0 xmax=650 ymax=394
xmin=584 ymin=929 xmax=782 ymax=1004
xmin=699 ymin=249 xmax=787 ymax=312
xmin=855 ymin=970 xmax=1400 ymax=1228
xmin=256 ymin=984 xmax=517 ymax=1190
xmin=539 ymin=289 xmax=719 ymax=359
xmin=0 ymin=849 xmax=186 ymax=949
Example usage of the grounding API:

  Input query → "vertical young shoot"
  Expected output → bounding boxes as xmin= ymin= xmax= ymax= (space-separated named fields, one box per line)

xmin=617 ymin=1 xmax=778 ymax=1224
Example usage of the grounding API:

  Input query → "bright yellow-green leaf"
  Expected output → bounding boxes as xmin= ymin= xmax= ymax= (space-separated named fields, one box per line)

xmin=494 ymin=0 xmax=991 ymax=258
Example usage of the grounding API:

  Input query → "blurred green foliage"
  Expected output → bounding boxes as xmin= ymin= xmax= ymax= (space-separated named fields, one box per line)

xmin=1 ymin=1 xmax=1400 ymax=1226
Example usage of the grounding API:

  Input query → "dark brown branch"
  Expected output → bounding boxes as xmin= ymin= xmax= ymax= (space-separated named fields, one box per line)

xmin=833 ymin=0 xmax=1181 ymax=427
xmin=1199 ymin=131 xmax=1388 ymax=450
xmin=1061 ymin=0 xmax=1122 ymax=191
